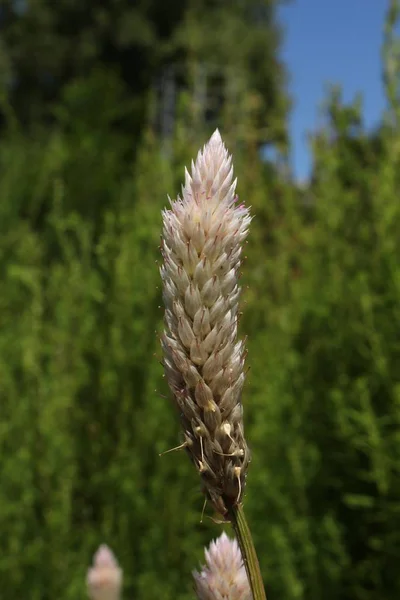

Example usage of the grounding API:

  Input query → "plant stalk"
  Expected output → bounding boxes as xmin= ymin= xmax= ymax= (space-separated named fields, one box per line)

xmin=228 ymin=503 xmax=267 ymax=600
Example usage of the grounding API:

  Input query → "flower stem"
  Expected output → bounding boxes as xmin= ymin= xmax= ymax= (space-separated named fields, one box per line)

xmin=228 ymin=503 xmax=267 ymax=600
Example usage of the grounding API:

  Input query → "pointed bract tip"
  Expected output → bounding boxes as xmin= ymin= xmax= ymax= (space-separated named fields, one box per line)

xmin=93 ymin=544 xmax=118 ymax=568
xmin=209 ymin=129 xmax=222 ymax=144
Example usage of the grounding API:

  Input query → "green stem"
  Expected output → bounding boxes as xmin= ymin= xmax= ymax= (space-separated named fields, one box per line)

xmin=228 ymin=503 xmax=267 ymax=600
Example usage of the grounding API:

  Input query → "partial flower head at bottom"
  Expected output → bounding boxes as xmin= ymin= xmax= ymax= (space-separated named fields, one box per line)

xmin=193 ymin=532 xmax=252 ymax=600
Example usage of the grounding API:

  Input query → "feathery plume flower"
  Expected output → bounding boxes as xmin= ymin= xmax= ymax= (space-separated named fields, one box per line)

xmin=86 ymin=544 xmax=122 ymax=600
xmin=193 ymin=532 xmax=252 ymax=600
xmin=160 ymin=130 xmax=251 ymax=516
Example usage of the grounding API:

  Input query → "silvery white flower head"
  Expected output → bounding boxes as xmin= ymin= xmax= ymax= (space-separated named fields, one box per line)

xmin=193 ymin=532 xmax=252 ymax=600
xmin=160 ymin=130 xmax=251 ymax=516
xmin=86 ymin=545 xmax=122 ymax=600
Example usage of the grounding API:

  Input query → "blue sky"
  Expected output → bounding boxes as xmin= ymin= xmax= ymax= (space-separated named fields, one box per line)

xmin=279 ymin=0 xmax=388 ymax=181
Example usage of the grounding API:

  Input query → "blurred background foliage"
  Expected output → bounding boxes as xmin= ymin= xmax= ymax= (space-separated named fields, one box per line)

xmin=0 ymin=0 xmax=400 ymax=599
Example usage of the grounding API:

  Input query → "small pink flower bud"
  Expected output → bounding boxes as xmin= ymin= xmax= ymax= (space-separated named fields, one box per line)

xmin=86 ymin=544 xmax=122 ymax=600
xmin=193 ymin=532 xmax=252 ymax=600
